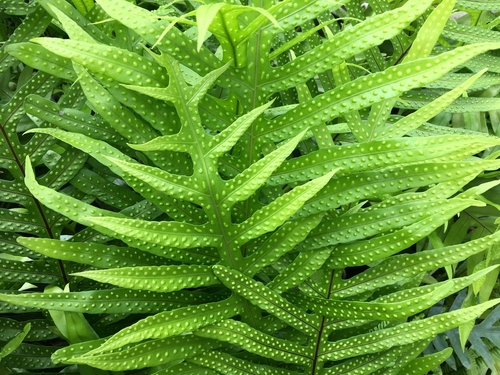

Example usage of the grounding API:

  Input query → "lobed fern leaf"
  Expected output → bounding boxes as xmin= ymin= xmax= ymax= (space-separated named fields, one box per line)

xmin=2 ymin=0 xmax=500 ymax=373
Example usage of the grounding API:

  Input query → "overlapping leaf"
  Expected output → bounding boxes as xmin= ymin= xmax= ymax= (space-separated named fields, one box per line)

xmin=2 ymin=0 xmax=500 ymax=374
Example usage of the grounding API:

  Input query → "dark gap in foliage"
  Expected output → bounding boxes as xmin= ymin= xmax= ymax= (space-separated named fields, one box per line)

xmin=208 ymin=85 xmax=229 ymax=100
xmin=342 ymin=265 xmax=370 ymax=279
xmin=204 ymin=34 xmax=221 ymax=54
xmin=50 ymin=91 xmax=63 ymax=103
xmin=0 ymin=168 xmax=15 ymax=181
xmin=33 ymin=163 xmax=49 ymax=177
xmin=92 ymin=199 xmax=121 ymax=213
xmin=17 ymin=130 xmax=35 ymax=145
xmin=1 ymin=202 xmax=24 ymax=210
xmin=290 ymin=148 xmax=302 ymax=158
xmin=379 ymin=40 xmax=394 ymax=57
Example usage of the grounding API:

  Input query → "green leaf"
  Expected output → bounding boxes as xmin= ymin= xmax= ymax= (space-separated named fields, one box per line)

xmin=268 ymin=19 xmax=338 ymax=60
xmin=1 ymin=343 xmax=60 ymax=369
xmin=31 ymin=38 xmax=168 ymax=88
xmin=131 ymin=101 xmax=271 ymax=157
xmin=378 ymin=69 xmax=487 ymax=138
xmin=332 ymin=61 xmax=365 ymax=141
xmin=17 ymin=237 xmax=165 ymax=268
xmin=69 ymin=168 xmax=142 ymax=210
xmin=233 ymin=169 xmax=337 ymax=246
xmin=320 ymin=299 xmax=500 ymax=362
xmin=323 ymin=266 xmax=499 ymax=331
xmin=95 ymin=0 xmax=220 ymax=74
xmin=152 ymin=361 xmax=219 ymax=375
xmin=330 ymin=231 xmax=500 ymax=299
xmin=86 ymin=216 xmax=221 ymax=250
xmin=38 ymin=0 xmax=111 ymax=44
xmin=259 ymin=43 xmax=500 ymax=143
xmin=49 ymin=3 xmax=94 ymax=43
xmin=6 ymin=43 xmax=76 ymax=80
xmin=297 ymin=160 xmax=500 ymax=217
xmin=102 ymin=156 xmax=208 ymax=206
xmin=370 ymin=340 xmax=432 ymax=375
xmin=23 ymin=155 xmax=126 ymax=228
xmin=71 ymin=0 xmax=94 ymax=14
xmin=288 ymin=280 xmax=454 ymax=321
xmin=68 ymin=336 xmax=220 ymax=371
xmin=396 ymin=348 xmax=453 ymax=375
xmin=88 ymin=295 xmax=244 ymax=354
xmin=69 ymin=66 xmax=161 ymax=144
xmin=426 ymin=72 xmax=500 ymax=91
xmin=0 ymin=257 xmax=63 ymax=285
xmin=0 ymin=319 xmax=55 ymax=342
xmin=298 ymin=196 xmax=478 ymax=251
xmin=190 ymin=350 xmax=301 ymax=375
xmin=242 ymin=213 xmax=324 ymax=276
xmin=72 ymin=265 xmax=220 ymax=292
xmin=0 ymin=323 xmax=30 ymax=361
xmin=24 ymin=95 xmax=127 ymax=146
xmin=262 ymin=0 xmax=434 ymax=93
xmin=52 ymin=338 xmax=106 ymax=364
xmin=213 ymin=265 xmax=321 ymax=335
xmin=46 ymin=285 xmax=100 ymax=344
xmin=325 ymin=199 xmax=481 ymax=268
xmin=221 ymin=129 xmax=308 ymax=205
xmin=124 ymin=53 xmax=229 ymax=108
xmin=195 ymin=4 xmax=226 ymax=52
xmin=443 ymin=22 xmax=500 ymax=44
xmin=0 ymin=289 xmax=222 ymax=314
xmin=267 ymin=249 xmax=331 ymax=293
xmin=209 ymin=101 xmax=273 ymax=158
xmin=321 ymin=342 xmax=428 ymax=375
xmin=404 ymin=0 xmax=456 ymax=62
xmin=397 ymin=91 xmax=500 ymax=113
xmin=269 ymin=135 xmax=500 ymax=185
xmin=456 ymin=0 xmax=500 ymax=9
xmin=0 ymin=5 xmax=52 ymax=74
xmin=27 ymin=128 xmax=205 ymax=225
xmin=195 ymin=319 xmax=313 ymax=365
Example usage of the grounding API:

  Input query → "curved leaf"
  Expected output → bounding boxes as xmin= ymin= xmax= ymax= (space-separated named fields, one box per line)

xmin=73 ymin=265 xmax=220 ymax=292
xmin=89 ymin=295 xmax=244 ymax=354
xmin=195 ymin=319 xmax=314 ymax=365
xmin=0 ymin=288 xmax=218 ymax=314
xmin=213 ymin=265 xmax=321 ymax=335
xmin=69 ymin=336 xmax=220 ymax=371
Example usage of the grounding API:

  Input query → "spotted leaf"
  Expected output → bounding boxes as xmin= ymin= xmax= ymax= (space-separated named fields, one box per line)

xmin=189 ymin=350 xmax=300 ymax=375
xmin=0 ymin=323 xmax=31 ymax=360
xmin=233 ymin=170 xmax=337 ymax=247
xmin=88 ymin=295 xmax=244 ymax=354
xmin=320 ymin=299 xmax=500 ymax=362
xmin=72 ymin=265 xmax=220 ymax=292
xmin=69 ymin=336 xmax=220 ymax=371
xmin=213 ymin=265 xmax=321 ymax=335
xmin=242 ymin=213 xmax=324 ymax=276
xmin=267 ymin=249 xmax=332 ymax=293
xmin=0 ymin=289 xmax=222 ymax=314
xmin=195 ymin=319 xmax=314 ymax=365
xmin=330 ymin=231 xmax=500 ymax=299
xmin=16 ymin=237 xmax=166 ymax=268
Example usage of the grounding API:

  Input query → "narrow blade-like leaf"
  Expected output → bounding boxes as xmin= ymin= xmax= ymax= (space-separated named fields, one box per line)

xmin=213 ymin=265 xmax=320 ymax=335
xmin=72 ymin=265 xmax=220 ymax=292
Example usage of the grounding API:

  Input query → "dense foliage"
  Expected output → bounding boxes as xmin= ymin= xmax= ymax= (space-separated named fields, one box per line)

xmin=1 ymin=0 xmax=500 ymax=374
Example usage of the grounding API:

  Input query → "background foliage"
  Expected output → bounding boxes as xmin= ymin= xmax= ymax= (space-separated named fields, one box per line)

xmin=1 ymin=0 xmax=500 ymax=374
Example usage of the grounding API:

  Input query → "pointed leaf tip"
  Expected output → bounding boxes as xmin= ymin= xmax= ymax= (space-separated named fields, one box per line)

xmin=196 ymin=3 xmax=226 ymax=52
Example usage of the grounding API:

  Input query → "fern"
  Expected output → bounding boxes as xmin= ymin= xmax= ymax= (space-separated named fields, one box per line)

xmin=1 ymin=0 xmax=500 ymax=374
